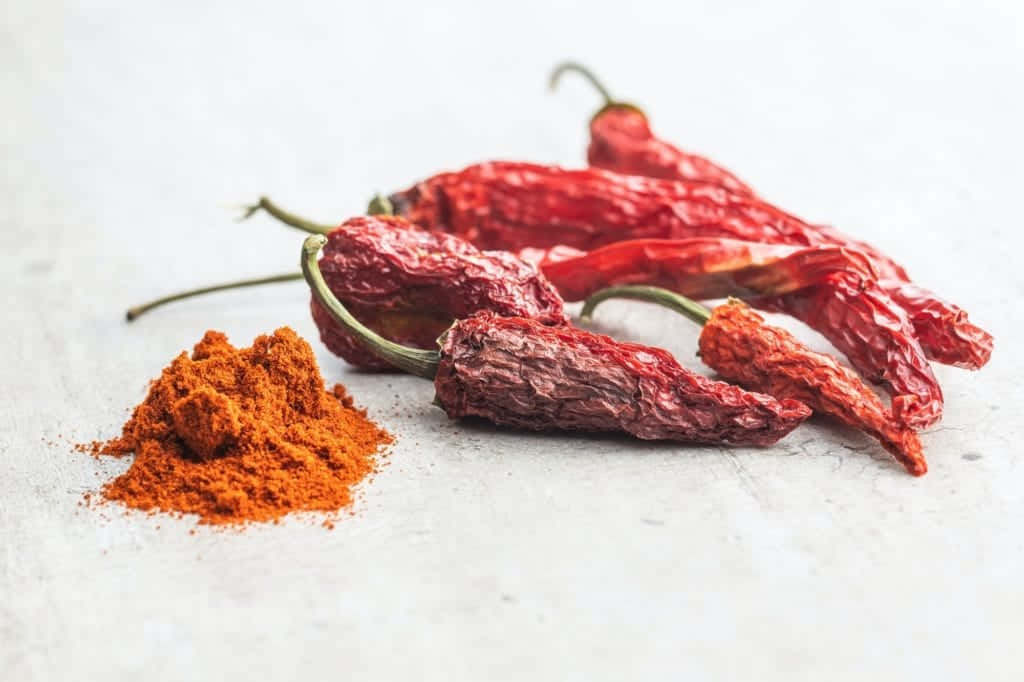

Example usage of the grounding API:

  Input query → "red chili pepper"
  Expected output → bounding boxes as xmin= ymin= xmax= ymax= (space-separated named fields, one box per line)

xmin=550 ymin=64 xmax=993 ymax=371
xmin=125 ymin=215 xmax=568 ymax=372
xmin=754 ymin=273 xmax=942 ymax=429
xmin=312 ymin=215 xmax=566 ymax=369
xmin=550 ymin=62 xmax=755 ymax=196
xmin=303 ymin=234 xmax=811 ymax=445
xmin=519 ymin=237 xmax=877 ymax=303
xmin=580 ymin=286 xmax=926 ymax=475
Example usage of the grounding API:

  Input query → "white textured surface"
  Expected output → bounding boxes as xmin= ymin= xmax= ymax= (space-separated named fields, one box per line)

xmin=3 ymin=1 xmax=1023 ymax=680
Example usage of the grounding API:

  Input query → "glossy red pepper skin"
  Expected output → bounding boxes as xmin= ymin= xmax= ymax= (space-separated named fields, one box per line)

xmin=434 ymin=313 xmax=811 ymax=445
xmin=519 ymin=238 xmax=876 ymax=303
xmin=754 ymin=273 xmax=942 ymax=429
xmin=311 ymin=215 xmax=567 ymax=369
xmin=388 ymin=161 xmax=991 ymax=371
xmin=698 ymin=300 xmax=926 ymax=475
xmin=588 ymin=106 xmax=755 ymax=196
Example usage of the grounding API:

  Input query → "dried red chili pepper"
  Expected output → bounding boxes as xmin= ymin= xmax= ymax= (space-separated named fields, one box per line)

xmin=550 ymin=64 xmax=992 ymax=370
xmin=754 ymin=273 xmax=942 ymax=429
xmin=126 ymin=215 xmax=568 ymax=371
xmin=519 ymin=237 xmax=877 ymax=303
xmin=312 ymin=215 xmax=566 ymax=369
xmin=550 ymin=62 xmax=755 ymax=196
xmin=302 ymin=234 xmax=811 ymax=445
xmin=581 ymin=286 xmax=926 ymax=475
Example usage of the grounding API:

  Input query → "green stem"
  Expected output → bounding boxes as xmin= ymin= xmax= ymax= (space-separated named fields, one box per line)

xmin=580 ymin=285 xmax=712 ymax=327
xmin=125 ymin=273 xmax=303 ymax=322
xmin=240 ymin=196 xmax=335 ymax=235
xmin=549 ymin=61 xmax=614 ymax=105
xmin=366 ymin=194 xmax=395 ymax=216
xmin=301 ymin=235 xmax=441 ymax=379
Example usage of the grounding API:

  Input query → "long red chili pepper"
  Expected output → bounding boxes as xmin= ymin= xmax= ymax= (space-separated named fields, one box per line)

xmin=519 ymin=238 xmax=877 ymax=303
xmin=580 ymin=286 xmax=926 ymax=476
xmin=550 ymin=62 xmax=755 ymax=196
xmin=302 ymin=235 xmax=811 ymax=446
xmin=551 ymin=64 xmax=993 ymax=371
xmin=243 ymin=191 xmax=945 ymax=428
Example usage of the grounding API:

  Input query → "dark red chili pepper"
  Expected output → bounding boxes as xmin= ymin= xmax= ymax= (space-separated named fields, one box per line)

xmin=126 ymin=215 xmax=568 ymax=371
xmin=754 ymin=273 xmax=942 ymax=429
xmin=580 ymin=287 xmax=927 ymax=475
xmin=518 ymin=237 xmax=877 ymax=303
xmin=550 ymin=62 xmax=755 ymax=196
xmin=312 ymin=215 xmax=566 ymax=369
xmin=303 ymin=234 xmax=811 ymax=445
xmin=550 ymin=64 xmax=992 ymax=371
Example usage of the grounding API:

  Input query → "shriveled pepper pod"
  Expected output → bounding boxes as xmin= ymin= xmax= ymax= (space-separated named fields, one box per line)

xmin=550 ymin=61 xmax=755 ymax=196
xmin=302 ymin=234 xmax=811 ymax=447
xmin=580 ymin=285 xmax=927 ymax=476
xmin=126 ymin=215 xmax=568 ymax=371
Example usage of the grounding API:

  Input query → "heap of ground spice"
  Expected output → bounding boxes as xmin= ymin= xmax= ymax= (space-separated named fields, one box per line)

xmin=92 ymin=327 xmax=391 ymax=525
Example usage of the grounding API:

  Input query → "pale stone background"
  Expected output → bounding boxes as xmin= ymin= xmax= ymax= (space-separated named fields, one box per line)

xmin=2 ymin=1 xmax=1022 ymax=679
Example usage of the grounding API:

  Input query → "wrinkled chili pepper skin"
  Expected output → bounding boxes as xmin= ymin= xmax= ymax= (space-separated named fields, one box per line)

xmin=882 ymin=280 xmax=993 ymax=370
xmin=391 ymin=161 xmax=990 ymax=369
xmin=698 ymin=300 xmax=926 ymax=475
xmin=388 ymin=161 xmax=824 ymax=252
xmin=754 ymin=273 xmax=943 ymax=430
xmin=311 ymin=215 xmax=567 ymax=370
xmin=519 ymin=238 xmax=876 ymax=303
xmin=587 ymin=106 xmax=755 ymax=196
xmin=433 ymin=313 xmax=811 ymax=445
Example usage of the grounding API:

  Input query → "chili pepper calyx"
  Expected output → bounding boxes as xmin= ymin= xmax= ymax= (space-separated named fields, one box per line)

xmin=367 ymin=194 xmax=395 ymax=216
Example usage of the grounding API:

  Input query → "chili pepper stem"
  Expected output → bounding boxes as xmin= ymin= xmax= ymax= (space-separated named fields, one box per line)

xmin=301 ymin=234 xmax=441 ymax=379
xmin=549 ymin=61 xmax=614 ymax=105
xmin=239 ymin=197 xmax=335 ymax=235
xmin=125 ymin=273 xmax=304 ymax=322
xmin=366 ymin=194 xmax=395 ymax=216
xmin=580 ymin=285 xmax=712 ymax=326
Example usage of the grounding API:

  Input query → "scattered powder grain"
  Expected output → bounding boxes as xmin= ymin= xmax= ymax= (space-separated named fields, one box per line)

xmin=90 ymin=327 xmax=391 ymax=525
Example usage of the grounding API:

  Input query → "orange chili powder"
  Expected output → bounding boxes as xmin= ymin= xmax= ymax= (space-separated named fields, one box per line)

xmin=92 ymin=327 xmax=392 ymax=525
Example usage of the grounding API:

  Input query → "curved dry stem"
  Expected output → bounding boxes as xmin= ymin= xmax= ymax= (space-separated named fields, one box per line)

xmin=240 ymin=197 xmax=334 ymax=235
xmin=580 ymin=285 xmax=712 ymax=326
xmin=301 ymin=235 xmax=440 ymax=379
xmin=125 ymin=273 xmax=303 ymax=322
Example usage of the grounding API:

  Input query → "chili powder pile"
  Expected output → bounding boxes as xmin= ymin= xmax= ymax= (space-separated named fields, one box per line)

xmin=92 ymin=327 xmax=391 ymax=525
